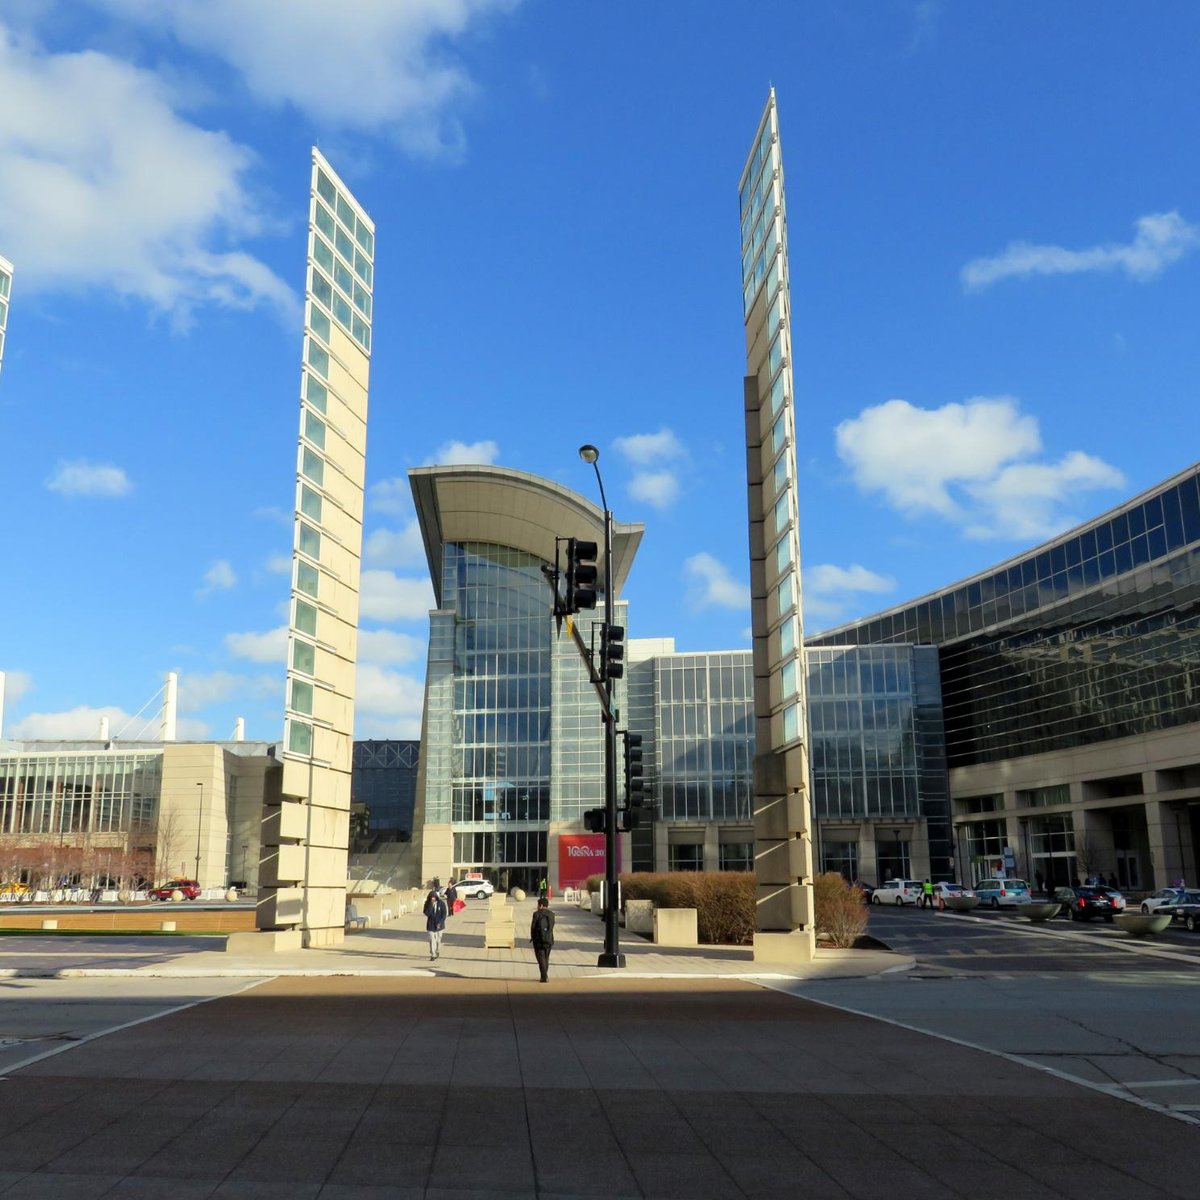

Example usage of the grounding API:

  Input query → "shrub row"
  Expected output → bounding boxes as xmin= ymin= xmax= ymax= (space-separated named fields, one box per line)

xmin=584 ymin=871 xmax=756 ymax=945
xmin=583 ymin=870 xmax=868 ymax=948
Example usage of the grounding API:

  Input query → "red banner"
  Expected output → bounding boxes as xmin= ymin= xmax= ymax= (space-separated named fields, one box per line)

xmin=557 ymin=833 xmax=609 ymax=889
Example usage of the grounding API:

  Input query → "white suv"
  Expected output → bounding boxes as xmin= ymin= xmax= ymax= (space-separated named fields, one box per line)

xmin=872 ymin=879 xmax=923 ymax=906
xmin=449 ymin=878 xmax=494 ymax=900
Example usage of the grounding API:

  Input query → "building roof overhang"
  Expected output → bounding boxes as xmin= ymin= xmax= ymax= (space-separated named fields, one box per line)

xmin=409 ymin=465 xmax=644 ymax=608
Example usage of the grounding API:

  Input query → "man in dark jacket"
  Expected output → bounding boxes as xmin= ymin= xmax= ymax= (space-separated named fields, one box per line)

xmin=530 ymin=897 xmax=555 ymax=982
xmin=424 ymin=881 xmax=447 ymax=961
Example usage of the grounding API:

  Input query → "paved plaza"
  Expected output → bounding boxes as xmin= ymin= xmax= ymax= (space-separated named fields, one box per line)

xmin=1 ymin=901 xmax=1199 ymax=1198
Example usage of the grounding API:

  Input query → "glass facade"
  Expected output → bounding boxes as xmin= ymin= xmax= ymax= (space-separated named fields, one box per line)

xmin=810 ymin=462 xmax=1200 ymax=769
xmin=650 ymin=653 xmax=755 ymax=822
xmin=421 ymin=542 xmax=610 ymax=890
xmin=807 ymin=645 xmax=952 ymax=879
xmin=351 ymin=740 xmax=419 ymax=840
xmin=0 ymin=751 xmax=161 ymax=836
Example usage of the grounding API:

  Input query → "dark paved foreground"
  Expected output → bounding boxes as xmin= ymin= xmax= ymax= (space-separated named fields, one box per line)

xmin=1 ymin=977 xmax=1198 ymax=1200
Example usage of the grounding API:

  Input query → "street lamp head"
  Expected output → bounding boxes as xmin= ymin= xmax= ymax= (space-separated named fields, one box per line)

xmin=578 ymin=444 xmax=599 ymax=464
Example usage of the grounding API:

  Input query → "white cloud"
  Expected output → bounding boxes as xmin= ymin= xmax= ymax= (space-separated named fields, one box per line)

xmin=45 ymin=459 xmax=132 ymax=497
xmin=359 ymin=570 xmax=436 ymax=621
xmin=803 ymin=563 xmax=896 ymax=626
xmin=94 ymin=0 xmax=521 ymax=160
xmin=358 ymin=629 xmax=426 ymax=666
xmin=614 ymin=428 xmax=685 ymax=466
xmin=9 ymin=704 xmax=132 ymax=740
xmin=684 ymin=553 xmax=750 ymax=611
xmin=354 ymin=665 xmax=425 ymax=737
xmin=178 ymin=670 xmax=279 ymax=711
xmin=225 ymin=626 xmax=289 ymax=664
xmin=264 ymin=554 xmax=293 ymax=575
xmin=629 ymin=470 xmax=680 ymax=509
xmin=0 ymin=24 xmax=297 ymax=325
xmin=198 ymin=559 xmax=237 ymax=596
xmin=836 ymin=396 xmax=1125 ymax=541
xmin=422 ymin=439 xmax=500 ymax=466
xmin=367 ymin=476 xmax=414 ymax=516
xmin=1 ymin=670 xmax=33 ymax=705
xmin=962 ymin=211 xmax=1200 ymax=290
xmin=964 ymin=452 xmax=1127 ymax=540
xmin=364 ymin=521 xmax=427 ymax=568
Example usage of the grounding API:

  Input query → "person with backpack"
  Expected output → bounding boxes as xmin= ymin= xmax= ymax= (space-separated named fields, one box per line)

xmin=423 ymin=880 xmax=447 ymax=961
xmin=530 ymin=896 xmax=555 ymax=982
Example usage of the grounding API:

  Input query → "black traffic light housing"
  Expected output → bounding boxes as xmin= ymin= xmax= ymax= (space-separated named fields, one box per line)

xmin=622 ymin=731 xmax=644 ymax=806
xmin=565 ymin=538 xmax=598 ymax=613
xmin=600 ymin=623 xmax=625 ymax=679
xmin=583 ymin=808 xmax=607 ymax=833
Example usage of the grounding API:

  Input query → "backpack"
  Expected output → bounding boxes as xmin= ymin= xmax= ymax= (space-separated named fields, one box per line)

xmin=532 ymin=910 xmax=552 ymax=943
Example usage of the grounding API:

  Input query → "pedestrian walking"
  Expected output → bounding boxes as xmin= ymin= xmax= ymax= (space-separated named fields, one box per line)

xmin=424 ymin=881 xmax=447 ymax=961
xmin=444 ymin=880 xmax=459 ymax=916
xmin=530 ymin=896 xmax=555 ymax=982
xmin=921 ymin=879 xmax=934 ymax=909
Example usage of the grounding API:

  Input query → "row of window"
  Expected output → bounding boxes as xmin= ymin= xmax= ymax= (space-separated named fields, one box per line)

xmin=453 ymin=831 xmax=547 ymax=865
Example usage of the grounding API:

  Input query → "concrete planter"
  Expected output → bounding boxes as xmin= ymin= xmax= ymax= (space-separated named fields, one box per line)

xmin=653 ymin=907 xmax=698 ymax=947
xmin=625 ymin=899 xmax=655 ymax=935
xmin=943 ymin=896 xmax=980 ymax=913
xmin=1114 ymin=912 xmax=1171 ymax=937
xmin=1019 ymin=902 xmax=1062 ymax=922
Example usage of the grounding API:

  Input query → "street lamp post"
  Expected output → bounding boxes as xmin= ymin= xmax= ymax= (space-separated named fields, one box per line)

xmin=195 ymin=782 xmax=204 ymax=886
xmin=579 ymin=443 xmax=625 ymax=969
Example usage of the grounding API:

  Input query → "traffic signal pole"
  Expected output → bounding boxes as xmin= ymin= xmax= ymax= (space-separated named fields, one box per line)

xmin=579 ymin=444 xmax=625 ymax=969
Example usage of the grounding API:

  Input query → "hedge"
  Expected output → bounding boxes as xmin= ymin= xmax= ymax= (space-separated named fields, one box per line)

xmin=584 ymin=871 xmax=755 ymax=945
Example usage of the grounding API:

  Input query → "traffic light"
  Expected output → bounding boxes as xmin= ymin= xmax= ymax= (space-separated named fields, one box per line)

xmin=622 ymin=732 xmax=644 ymax=805
xmin=600 ymin=623 xmax=625 ymax=679
xmin=583 ymin=808 xmax=607 ymax=833
xmin=619 ymin=808 xmax=640 ymax=832
xmin=565 ymin=538 xmax=598 ymax=613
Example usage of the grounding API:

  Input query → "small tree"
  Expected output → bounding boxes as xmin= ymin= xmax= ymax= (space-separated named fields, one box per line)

xmin=813 ymin=872 xmax=869 ymax=948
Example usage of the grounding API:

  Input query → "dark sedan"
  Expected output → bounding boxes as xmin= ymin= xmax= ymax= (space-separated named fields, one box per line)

xmin=1167 ymin=889 xmax=1200 ymax=931
xmin=1053 ymin=886 xmax=1116 ymax=922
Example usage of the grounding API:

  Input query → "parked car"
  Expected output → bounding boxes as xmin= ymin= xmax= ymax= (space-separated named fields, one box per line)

xmin=448 ymin=877 xmax=494 ymax=900
xmin=1167 ymin=889 xmax=1200 ymax=931
xmin=852 ymin=881 xmax=875 ymax=905
xmin=934 ymin=882 xmax=975 ymax=909
xmin=1140 ymin=887 xmax=1188 ymax=915
xmin=974 ymin=878 xmax=1032 ymax=908
xmin=1094 ymin=886 xmax=1126 ymax=911
xmin=1053 ymin=885 xmax=1115 ymax=922
xmin=871 ymin=879 xmax=923 ymax=906
xmin=148 ymin=878 xmax=201 ymax=901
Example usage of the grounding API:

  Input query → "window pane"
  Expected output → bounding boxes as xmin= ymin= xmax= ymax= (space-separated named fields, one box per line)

xmin=311 ymin=270 xmax=333 ymax=310
xmin=296 ymin=561 xmax=319 ymax=598
xmin=292 ymin=639 xmax=315 ymax=674
xmin=288 ymin=720 xmax=312 ymax=756
xmin=354 ymin=250 xmax=372 ymax=286
xmin=316 ymin=170 xmax=336 ymax=206
xmin=305 ymin=374 xmax=327 ymax=414
xmin=294 ymin=599 xmax=318 ymax=636
xmin=308 ymin=306 xmax=330 ymax=343
xmin=290 ymin=679 xmax=313 ymax=715
xmin=301 ymin=448 xmax=324 ymax=486
xmin=333 ymin=293 xmax=352 ymax=327
xmin=334 ymin=260 xmax=353 ymax=294
xmin=304 ymin=411 xmax=326 ymax=450
xmin=336 ymin=194 xmax=355 ymax=227
xmin=315 ymin=203 xmax=335 ymax=240
xmin=306 ymin=340 xmax=328 ymax=378
xmin=355 ymin=223 xmax=373 ymax=256
xmin=298 ymin=522 xmax=321 ymax=559
xmin=313 ymin=237 xmax=334 ymax=273
xmin=335 ymin=225 xmax=354 ymax=263
xmin=300 ymin=485 xmax=322 ymax=522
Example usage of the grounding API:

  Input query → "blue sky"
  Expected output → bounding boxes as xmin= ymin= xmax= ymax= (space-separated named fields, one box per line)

xmin=2 ymin=1 xmax=1198 ymax=743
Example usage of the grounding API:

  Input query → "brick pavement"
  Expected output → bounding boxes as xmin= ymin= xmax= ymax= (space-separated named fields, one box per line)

xmin=2 ymin=974 xmax=1199 ymax=1199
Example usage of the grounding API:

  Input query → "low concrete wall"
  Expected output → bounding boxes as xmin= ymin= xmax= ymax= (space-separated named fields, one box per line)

xmin=653 ymin=907 xmax=698 ymax=947
xmin=346 ymin=894 xmax=391 ymax=926
xmin=625 ymin=899 xmax=655 ymax=935
xmin=484 ymin=920 xmax=516 ymax=949
xmin=226 ymin=929 xmax=303 ymax=954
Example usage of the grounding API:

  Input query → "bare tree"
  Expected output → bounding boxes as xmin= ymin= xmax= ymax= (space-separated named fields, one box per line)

xmin=154 ymin=809 xmax=188 ymax=884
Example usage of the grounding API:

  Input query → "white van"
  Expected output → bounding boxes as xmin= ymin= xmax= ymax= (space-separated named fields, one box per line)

xmin=872 ymin=879 xmax=923 ymax=906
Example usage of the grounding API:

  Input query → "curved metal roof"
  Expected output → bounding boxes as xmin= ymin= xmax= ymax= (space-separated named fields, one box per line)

xmin=409 ymin=465 xmax=644 ymax=608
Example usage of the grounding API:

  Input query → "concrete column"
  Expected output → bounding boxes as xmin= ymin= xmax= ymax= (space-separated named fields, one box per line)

xmin=703 ymin=823 xmax=720 ymax=872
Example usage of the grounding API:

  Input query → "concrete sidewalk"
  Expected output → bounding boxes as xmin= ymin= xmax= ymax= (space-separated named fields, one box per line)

xmin=3 ymin=973 xmax=1198 ymax=1199
xmin=1 ymin=896 xmax=910 ymax=983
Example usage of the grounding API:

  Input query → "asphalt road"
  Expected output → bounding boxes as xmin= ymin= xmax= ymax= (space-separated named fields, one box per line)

xmin=779 ymin=905 xmax=1200 ymax=1124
